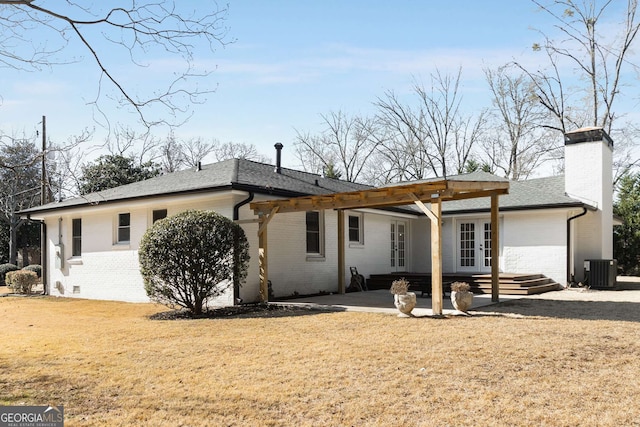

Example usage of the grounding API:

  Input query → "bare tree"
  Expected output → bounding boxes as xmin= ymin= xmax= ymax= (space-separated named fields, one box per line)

xmin=515 ymin=0 xmax=640 ymax=182
xmin=294 ymin=111 xmax=382 ymax=182
xmin=522 ymin=0 xmax=640 ymax=131
xmin=47 ymin=130 xmax=94 ymax=200
xmin=106 ymin=125 xmax=160 ymax=166
xmin=157 ymin=132 xmax=185 ymax=173
xmin=483 ymin=66 xmax=553 ymax=180
xmin=0 ymin=136 xmax=44 ymax=264
xmin=214 ymin=141 xmax=268 ymax=163
xmin=181 ymin=137 xmax=217 ymax=168
xmin=0 ymin=1 xmax=231 ymax=128
xmin=374 ymin=68 xmax=486 ymax=180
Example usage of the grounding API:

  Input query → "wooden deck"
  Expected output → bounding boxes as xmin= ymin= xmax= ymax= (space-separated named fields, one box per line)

xmin=366 ymin=272 xmax=560 ymax=295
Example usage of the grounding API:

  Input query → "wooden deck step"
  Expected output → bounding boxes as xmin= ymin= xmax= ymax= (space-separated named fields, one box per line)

xmin=474 ymin=282 xmax=560 ymax=295
xmin=474 ymin=278 xmax=554 ymax=286
xmin=472 ymin=273 xmax=544 ymax=281
xmin=366 ymin=272 xmax=560 ymax=295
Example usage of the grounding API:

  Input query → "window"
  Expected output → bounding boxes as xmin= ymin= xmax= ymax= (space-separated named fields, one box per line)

xmin=72 ymin=218 xmax=82 ymax=256
xmin=118 ymin=213 xmax=131 ymax=243
xmin=348 ymin=214 xmax=363 ymax=244
xmin=153 ymin=209 xmax=167 ymax=223
xmin=305 ymin=211 xmax=323 ymax=255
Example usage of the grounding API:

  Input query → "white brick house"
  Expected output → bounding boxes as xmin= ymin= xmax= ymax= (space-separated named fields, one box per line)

xmin=21 ymin=127 xmax=614 ymax=303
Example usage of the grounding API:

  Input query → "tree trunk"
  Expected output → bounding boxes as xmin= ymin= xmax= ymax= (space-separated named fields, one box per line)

xmin=9 ymin=218 xmax=18 ymax=265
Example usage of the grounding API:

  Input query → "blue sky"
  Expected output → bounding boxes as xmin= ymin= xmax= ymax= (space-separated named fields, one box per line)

xmin=0 ymin=1 xmax=570 ymax=166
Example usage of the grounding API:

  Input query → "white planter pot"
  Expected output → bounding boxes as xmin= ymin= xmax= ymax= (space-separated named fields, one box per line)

xmin=451 ymin=290 xmax=473 ymax=313
xmin=394 ymin=292 xmax=417 ymax=316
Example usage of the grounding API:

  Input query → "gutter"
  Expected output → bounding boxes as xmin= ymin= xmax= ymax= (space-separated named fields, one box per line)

xmin=566 ymin=207 xmax=588 ymax=284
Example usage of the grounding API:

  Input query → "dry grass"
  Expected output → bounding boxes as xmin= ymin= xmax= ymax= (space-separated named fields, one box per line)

xmin=1 ymin=293 xmax=640 ymax=426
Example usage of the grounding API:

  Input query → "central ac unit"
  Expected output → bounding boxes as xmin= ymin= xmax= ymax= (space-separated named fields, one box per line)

xmin=584 ymin=259 xmax=617 ymax=289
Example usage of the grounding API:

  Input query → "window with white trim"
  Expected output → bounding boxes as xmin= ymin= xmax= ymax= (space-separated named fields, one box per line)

xmin=117 ymin=213 xmax=131 ymax=243
xmin=348 ymin=213 xmax=364 ymax=245
xmin=72 ymin=218 xmax=82 ymax=256
xmin=305 ymin=211 xmax=324 ymax=256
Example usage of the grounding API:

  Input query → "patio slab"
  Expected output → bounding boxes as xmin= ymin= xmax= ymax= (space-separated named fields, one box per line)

xmin=279 ymin=289 xmax=523 ymax=316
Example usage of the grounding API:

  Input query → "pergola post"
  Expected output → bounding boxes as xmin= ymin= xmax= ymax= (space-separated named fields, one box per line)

xmin=491 ymin=193 xmax=500 ymax=302
xmin=431 ymin=197 xmax=443 ymax=316
xmin=337 ymin=209 xmax=346 ymax=294
xmin=257 ymin=207 xmax=279 ymax=303
xmin=258 ymin=219 xmax=268 ymax=302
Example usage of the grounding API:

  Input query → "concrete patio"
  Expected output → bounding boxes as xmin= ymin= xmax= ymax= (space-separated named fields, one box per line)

xmin=280 ymin=289 xmax=524 ymax=316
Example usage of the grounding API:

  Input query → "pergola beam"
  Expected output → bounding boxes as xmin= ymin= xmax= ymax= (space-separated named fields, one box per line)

xmin=251 ymin=180 xmax=508 ymax=216
xmin=249 ymin=177 xmax=508 ymax=314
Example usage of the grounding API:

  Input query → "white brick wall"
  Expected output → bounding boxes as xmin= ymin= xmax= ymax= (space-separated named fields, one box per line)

xmin=40 ymin=181 xmax=605 ymax=303
xmin=438 ymin=211 xmax=568 ymax=285
xmin=45 ymin=194 xmax=239 ymax=304
xmin=502 ymin=211 xmax=567 ymax=285
xmin=565 ymin=137 xmax=613 ymax=261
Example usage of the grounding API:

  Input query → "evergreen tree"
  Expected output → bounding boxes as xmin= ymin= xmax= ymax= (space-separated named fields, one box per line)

xmin=613 ymin=173 xmax=640 ymax=275
xmin=78 ymin=155 xmax=161 ymax=195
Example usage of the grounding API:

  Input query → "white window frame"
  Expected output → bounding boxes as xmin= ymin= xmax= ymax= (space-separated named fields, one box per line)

xmin=305 ymin=210 xmax=325 ymax=259
xmin=116 ymin=212 xmax=131 ymax=244
xmin=348 ymin=212 xmax=364 ymax=246
xmin=71 ymin=218 xmax=82 ymax=257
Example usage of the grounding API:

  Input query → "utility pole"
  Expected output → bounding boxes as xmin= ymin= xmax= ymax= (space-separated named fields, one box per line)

xmin=41 ymin=115 xmax=47 ymax=205
xmin=40 ymin=116 xmax=48 ymax=294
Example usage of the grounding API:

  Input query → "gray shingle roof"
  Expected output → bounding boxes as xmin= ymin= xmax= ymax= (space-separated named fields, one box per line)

xmin=20 ymin=161 xmax=586 ymax=216
xmin=441 ymin=171 xmax=586 ymax=213
xmin=21 ymin=158 xmax=373 ymax=214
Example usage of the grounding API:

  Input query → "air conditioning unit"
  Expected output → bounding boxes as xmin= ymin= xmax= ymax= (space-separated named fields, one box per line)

xmin=584 ymin=259 xmax=617 ymax=289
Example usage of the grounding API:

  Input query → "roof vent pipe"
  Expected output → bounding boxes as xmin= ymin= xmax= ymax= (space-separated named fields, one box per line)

xmin=196 ymin=161 xmax=202 ymax=171
xmin=274 ymin=142 xmax=283 ymax=174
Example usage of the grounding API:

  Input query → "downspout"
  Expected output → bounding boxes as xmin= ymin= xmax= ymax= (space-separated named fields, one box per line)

xmin=233 ymin=192 xmax=255 ymax=304
xmin=233 ymin=192 xmax=255 ymax=222
xmin=567 ymin=207 xmax=588 ymax=285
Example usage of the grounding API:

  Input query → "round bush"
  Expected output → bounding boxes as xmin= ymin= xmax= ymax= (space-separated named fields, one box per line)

xmin=139 ymin=210 xmax=250 ymax=315
xmin=6 ymin=270 xmax=38 ymax=294
xmin=23 ymin=264 xmax=42 ymax=278
xmin=0 ymin=263 xmax=19 ymax=286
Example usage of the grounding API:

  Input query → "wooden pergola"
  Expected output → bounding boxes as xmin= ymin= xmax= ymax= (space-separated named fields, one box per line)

xmin=250 ymin=177 xmax=509 ymax=315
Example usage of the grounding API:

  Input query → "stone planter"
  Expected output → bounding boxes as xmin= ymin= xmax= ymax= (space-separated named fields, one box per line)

xmin=451 ymin=290 xmax=473 ymax=313
xmin=394 ymin=292 xmax=417 ymax=316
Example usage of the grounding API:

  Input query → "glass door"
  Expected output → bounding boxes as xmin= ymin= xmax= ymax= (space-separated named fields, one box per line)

xmin=390 ymin=221 xmax=407 ymax=272
xmin=457 ymin=220 xmax=491 ymax=272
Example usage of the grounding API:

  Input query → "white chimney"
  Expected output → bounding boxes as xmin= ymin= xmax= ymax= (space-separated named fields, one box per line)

xmin=564 ymin=127 xmax=613 ymax=262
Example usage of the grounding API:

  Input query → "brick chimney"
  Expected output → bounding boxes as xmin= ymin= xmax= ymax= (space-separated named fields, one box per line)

xmin=564 ymin=126 xmax=613 ymax=264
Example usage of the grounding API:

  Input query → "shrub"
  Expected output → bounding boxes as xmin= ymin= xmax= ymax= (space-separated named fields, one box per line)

xmin=6 ymin=270 xmax=39 ymax=294
xmin=0 ymin=263 xmax=19 ymax=286
xmin=139 ymin=210 xmax=250 ymax=315
xmin=390 ymin=278 xmax=410 ymax=295
xmin=451 ymin=281 xmax=471 ymax=292
xmin=23 ymin=264 xmax=42 ymax=278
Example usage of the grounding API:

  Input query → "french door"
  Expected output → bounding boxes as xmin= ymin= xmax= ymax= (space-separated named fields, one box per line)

xmin=457 ymin=220 xmax=492 ymax=272
xmin=390 ymin=221 xmax=407 ymax=272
